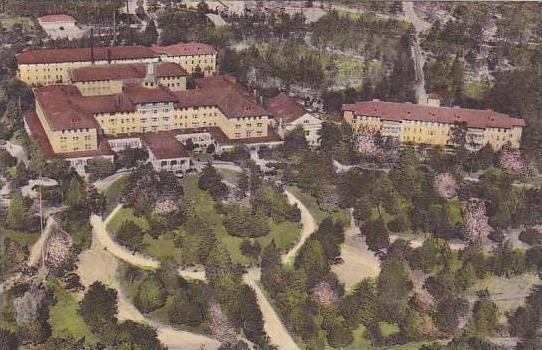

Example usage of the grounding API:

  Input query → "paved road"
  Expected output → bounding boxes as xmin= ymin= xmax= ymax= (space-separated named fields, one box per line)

xmin=28 ymin=216 xmax=58 ymax=267
xmin=91 ymin=204 xmax=207 ymax=280
xmin=402 ymin=2 xmax=430 ymax=105
xmin=93 ymin=171 xmax=129 ymax=193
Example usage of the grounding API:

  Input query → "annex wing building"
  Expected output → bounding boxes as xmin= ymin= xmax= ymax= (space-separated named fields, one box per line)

xmin=343 ymin=100 xmax=525 ymax=151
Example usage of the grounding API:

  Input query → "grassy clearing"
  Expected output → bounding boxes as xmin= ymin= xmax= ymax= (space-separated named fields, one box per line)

xmin=215 ymin=167 xmax=241 ymax=186
xmin=142 ymin=232 xmax=183 ymax=264
xmin=106 ymin=207 xmax=149 ymax=234
xmin=287 ymin=185 xmax=350 ymax=227
xmin=340 ymin=324 xmax=427 ymax=350
xmin=184 ymin=175 xmax=301 ymax=265
xmin=103 ymin=175 xmax=128 ymax=214
xmin=48 ymin=279 xmax=99 ymax=344
xmin=3 ymin=229 xmax=39 ymax=247
xmin=464 ymin=79 xmax=492 ymax=100
xmin=466 ymin=273 xmax=540 ymax=320
xmin=1 ymin=16 xmax=35 ymax=30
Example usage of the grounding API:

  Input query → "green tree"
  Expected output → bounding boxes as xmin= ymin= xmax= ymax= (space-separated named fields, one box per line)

xmin=363 ymin=217 xmax=390 ymax=252
xmin=135 ymin=274 xmax=167 ymax=313
xmin=79 ymin=281 xmax=118 ymax=336
xmin=377 ymin=257 xmax=413 ymax=323
xmin=294 ymin=240 xmax=329 ymax=286
xmin=5 ymin=192 xmax=32 ymax=231
xmin=467 ymin=290 xmax=499 ymax=337
xmin=116 ymin=220 xmax=145 ymax=252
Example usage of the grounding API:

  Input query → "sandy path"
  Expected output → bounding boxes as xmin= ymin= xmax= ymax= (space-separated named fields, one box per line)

xmin=331 ymin=225 xmax=381 ymax=291
xmin=77 ymin=231 xmax=221 ymax=350
xmin=281 ymin=190 xmax=318 ymax=264
xmin=243 ymin=268 xmax=300 ymax=350
xmin=91 ymin=205 xmax=207 ymax=281
xmin=28 ymin=216 xmax=57 ymax=267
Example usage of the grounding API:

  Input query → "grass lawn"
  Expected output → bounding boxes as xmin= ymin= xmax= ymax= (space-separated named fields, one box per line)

xmin=1 ymin=16 xmax=35 ymax=30
xmin=103 ymin=175 xmax=128 ymax=215
xmin=107 ymin=207 xmax=150 ymax=234
xmin=142 ymin=231 xmax=183 ymax=264
xmin=3 ymin=229 xmax=39 ymax=247
xmin=464 ymin=79 xmax=492 ymax=100
xmin=340 ymin=324 xmax=428 ymax=350
xmin=466 ymin=273 xmax=540 ymax=321
xmin=184 ymin=176 xmax=301 ymax=265
xmin=447 ymin=199 xmax=462 ymax=224
xmin=48 ymin=279 xmax=99 ymax=345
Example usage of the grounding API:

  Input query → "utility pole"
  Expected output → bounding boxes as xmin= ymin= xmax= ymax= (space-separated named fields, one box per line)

xmin=39 ymin=174 xmax=45 ymax=267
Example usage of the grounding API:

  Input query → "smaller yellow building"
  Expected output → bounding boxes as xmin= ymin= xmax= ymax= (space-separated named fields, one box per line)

xmin=16 ymin=42 xmax=217 ymax=86
xmin=69 ymin=61 xmax=187 ymax=96
xmin=343 ymin=100 xmax=525 ymax=150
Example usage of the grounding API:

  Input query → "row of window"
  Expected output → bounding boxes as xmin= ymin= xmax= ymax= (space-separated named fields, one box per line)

xmin=236 ymin=123 xmax=263 ymax=129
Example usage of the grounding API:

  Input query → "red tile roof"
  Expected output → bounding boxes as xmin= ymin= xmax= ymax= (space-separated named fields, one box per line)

xmin=17 ymin=42 xmax=216 ymax=65
xmin=142 ymin=131 xmax=188 ymax=159
xmin=35 ymin=85 xmax=101 ymax=130
xmin=151 ymin=42 xmax=216 ymax=56
xmin=123 ymin=84 xmax=177 ymax=104
xmin=35 ymin=85 xmax=137 ymax=130
xmin=70 ymin=62 xmax=187 ymax=82
xmin=24 ymin=110 xmax=114 ymax=160
xmin=17 ymin=46 xmax=156 ymax=65
xmin=342 ymin=101 xmax=526 ymax=129
xmin=34 ymin=76 xmax=269 ymax=133
xmin=38 ymin=14 xmax=76 ymax=23
xmin=266 ymin=93 xmax=309 ymax=123
xmin=174 ymin=76 xmax=269 ymax=119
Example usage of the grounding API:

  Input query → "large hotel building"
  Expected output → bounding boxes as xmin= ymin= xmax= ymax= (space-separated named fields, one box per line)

xmin=17 ymin=42 xmax=285 ymax=172
xmin=16 ymin=42 xmax=525 ymax=172
xmin=343 ymin=100 xmax=524 ymax=151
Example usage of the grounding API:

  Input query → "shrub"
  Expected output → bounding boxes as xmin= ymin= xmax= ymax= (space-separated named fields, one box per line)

xmin=134 ymin=274 xmax=167 ymax=313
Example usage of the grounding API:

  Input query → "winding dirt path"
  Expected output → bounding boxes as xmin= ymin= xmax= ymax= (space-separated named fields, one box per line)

xmin=91 ymin=205 xmax=206 ymax=281
xmin=281 ymin=190 xmax=318 ymax=264
xmin=243 ymin=269 xmax=300 ymax=350
xmin=77 ymin=231 xmax=220 ymax=350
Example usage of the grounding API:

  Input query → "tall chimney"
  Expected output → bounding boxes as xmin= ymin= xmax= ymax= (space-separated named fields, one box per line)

xmin=107 ymin=48 xmax=112 ymax=64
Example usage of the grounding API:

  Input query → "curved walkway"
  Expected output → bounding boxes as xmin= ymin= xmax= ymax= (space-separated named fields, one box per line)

xmin=95 ymin=162 xmax=314 ymax=350
xmin=281 ymin=190 xmax=318 ymax=264
xmin=77 ymin=230 xmax=220 ymax=350
xmin=91 ymin=204 xmax=206 ymax=281
xmin=243 ymin=269 xmax=300 ymax=350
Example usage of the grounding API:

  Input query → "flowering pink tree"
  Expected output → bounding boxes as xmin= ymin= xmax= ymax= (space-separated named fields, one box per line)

xmin=499 ymin=146 xmax=526 ymax=173
xmin=44 ymin=227 xmax=73 ymax=275
xmin=434 ymin=173 xmax=458 ymax=199
xmin=154 ymin=198 xmax=178 ymax=214
xmin=209 ymin=302 xmax=237 ymax=343
xmin=355 ymin=130 xmax=381 ymax=157
xmin=312 ymin=281 xmax=338 ymax=306
xmin=464 ymin=201 xmax=492 ymax=242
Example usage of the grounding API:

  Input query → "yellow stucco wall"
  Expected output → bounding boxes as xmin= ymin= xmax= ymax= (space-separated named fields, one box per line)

xmin=344 ymin=110 xmax=522 ymax=150
xmin=36 ymin=101 xmax=98 ymax=153
xmin=18 ymin=54 xmax=216 ymax=86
